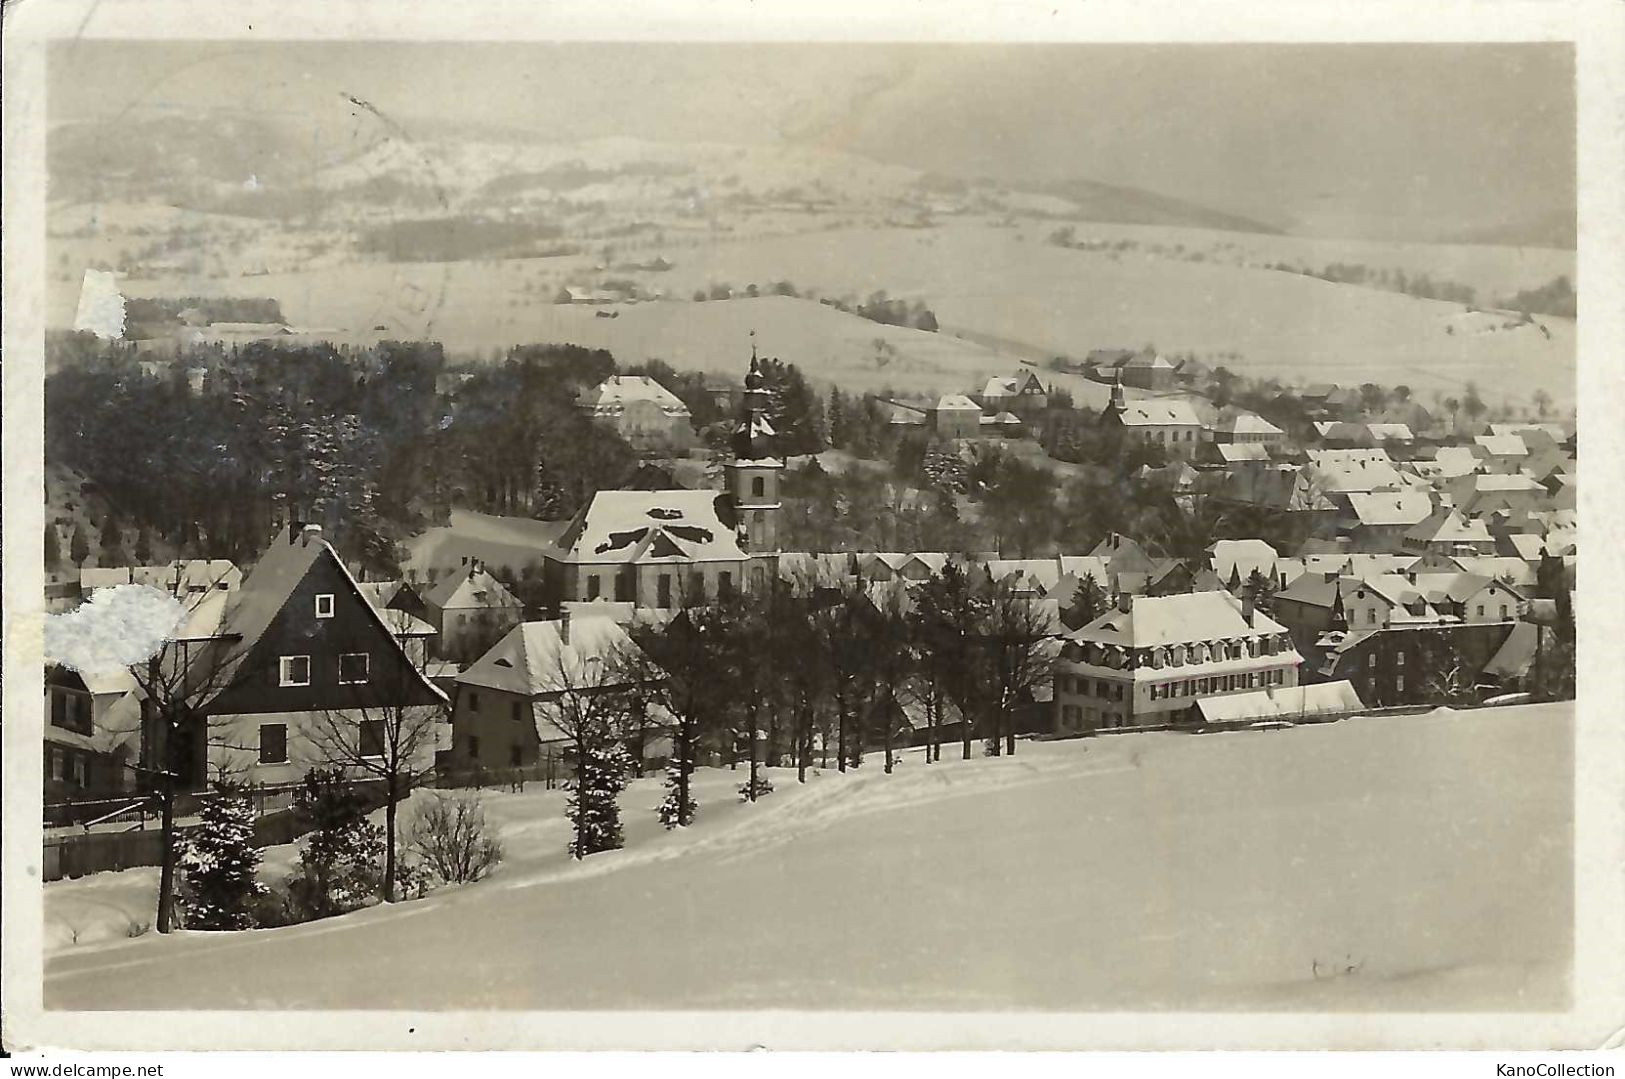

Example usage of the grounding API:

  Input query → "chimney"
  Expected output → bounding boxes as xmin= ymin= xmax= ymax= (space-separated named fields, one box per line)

xmin=560 ymin=607 xmax=572 ymax=645
xmin=300 ymin=524 xmax=323 ymax=547
xmin=1115 ymin=591 xmax=1132 ymax=614
xmin=1241 ymin=593 xmax=1255 ymax=622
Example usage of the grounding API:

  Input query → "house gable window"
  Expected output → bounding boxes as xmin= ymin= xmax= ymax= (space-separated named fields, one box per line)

xmin=338 ymin=653 xmax=370 ymax=684
xmin=586 ymin=574 xmax=601 ymax=601
xmin=359 ymin=720 xmax=385 ymax=759
xmin=259 ymin=723 xmax=288 ymax=764
xmin=315 ymin=593 xmax=336 ymax=619
xmin=468 ymin=691 xmax=480 ymax=713
xmin=512 ymin=701 xmax=523 ymax=722
xmin=279 ymin=655 xmax=311 ymax=687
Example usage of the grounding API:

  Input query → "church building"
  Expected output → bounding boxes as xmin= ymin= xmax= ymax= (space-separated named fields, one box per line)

xmin=538 ymin=348 xmax=783 ymax=611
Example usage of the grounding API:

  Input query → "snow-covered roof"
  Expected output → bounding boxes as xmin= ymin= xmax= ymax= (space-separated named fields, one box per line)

xmin=424 ymin=565 xmax=524 ymax=612
xmin=1196 ymin=680 xmax=1365 ymax=724
xmin=456 ymin=617 xmax=649 ymax=700
xmin=1207 ymin=539 xmax=1281 ymax=584
xmin=1404 ymin=509 xmax=1492 ymax=546
xmin=1213 ymin=443 xmax=1272 ymax=463
xmin=1215 ymin=412 xmax=1283 ymax=436
xmin=1366 ymin=423 xmax=1415 ymax=442
xmin=1122 ymin=352 xmax=1176 ymax=370
xmin=1482 ymin=622 xmax=1539 ymax=680
xmin=547 ymin=489 xmax=748 ymax=565
xmin=1474 ymin=434 xmax=1529 ymax=458
xmin=1114 ymin=399 xmax=1203 ymax=427
xmin=1431 ymin=447 xmax=1484 ymax=478
xmin=933 ymin=394 xmax=984 ymax=412
xmin=577 ymin=375 xmax=691 ymax=417
xmin=1347 ymin=491 xmax=1434 ymax=528
xmin=1305 ymin=449 xmax=1411 ymax=494
xmin=1069 ymin=591 xmax=1287 ymax=649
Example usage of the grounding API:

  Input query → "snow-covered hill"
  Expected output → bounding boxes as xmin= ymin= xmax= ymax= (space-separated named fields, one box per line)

xmin=45 ymin=702 xmax=1571 ymax=1014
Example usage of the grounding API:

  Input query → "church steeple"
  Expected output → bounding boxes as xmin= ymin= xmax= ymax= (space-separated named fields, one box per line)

xmin=731 ymin=334 xmax=778 ymax=462
xmin=726 ymin=334 xmax=784 ymax=555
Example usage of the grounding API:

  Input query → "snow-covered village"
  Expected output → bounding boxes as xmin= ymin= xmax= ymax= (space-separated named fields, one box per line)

xmin=18 ymin=33 xmax=1585 ymax=1026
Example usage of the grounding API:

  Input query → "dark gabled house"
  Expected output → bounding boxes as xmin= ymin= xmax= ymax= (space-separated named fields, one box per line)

xmin=159 ymin=524 xmax=448 ymax=791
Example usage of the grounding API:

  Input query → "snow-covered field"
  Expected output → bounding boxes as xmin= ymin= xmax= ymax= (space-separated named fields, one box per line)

xmin=44 ymin=702 xmax=1572 ymax=1012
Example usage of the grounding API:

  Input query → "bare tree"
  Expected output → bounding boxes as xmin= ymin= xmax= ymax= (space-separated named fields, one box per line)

xmin=94 ymin=575 xmax=254 ymax=934
xmin=309 ymin=637 xmax=448 ymax=902
xmin=980 ymin=579 xmax=1061 ymax=757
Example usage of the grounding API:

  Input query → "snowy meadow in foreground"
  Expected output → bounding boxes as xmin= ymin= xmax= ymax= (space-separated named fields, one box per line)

xmin=45 ymin=702 xmax=1571 ymax=1012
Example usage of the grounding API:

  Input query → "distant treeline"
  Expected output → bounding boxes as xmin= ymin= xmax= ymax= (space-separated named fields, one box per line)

xmin=356 ymin=217 xmax=565 ymax=263
xmin=1497 ymin=276 xmax=1575 ymax=319
xmin=124 ymin=296 xmax=285 ymax=330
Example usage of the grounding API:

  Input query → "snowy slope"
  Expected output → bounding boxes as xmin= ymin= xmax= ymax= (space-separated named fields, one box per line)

xmin=44 ymin=703 xmax=1571 ymax=1013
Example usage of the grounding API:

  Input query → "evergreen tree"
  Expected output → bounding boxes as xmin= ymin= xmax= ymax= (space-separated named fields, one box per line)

xmin=566 ymin=740 xmax=635 ymax=858
xmin=657 ymin=742 xmax=698 ymax=829
xmin=134 ymin=525 xmax=154 ymax=564
xmin=69 ymin=522 xmax=89 ymax=567
xmin=286 ymin=769 xmax=386 ymax=920
xmin=44 ymin=525 xmax=61 ymax=569
xmin=827 ymin=386 xmax=848 ymax=449
xmin=178 ymin=786 xmax=267 ymax=930
xmin=98 ymin=513 xmax=123 ymax=566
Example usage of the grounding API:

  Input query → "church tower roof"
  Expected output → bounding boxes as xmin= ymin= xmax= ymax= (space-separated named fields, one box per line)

xmin=731 ymin=337 xmax=779 ymax=462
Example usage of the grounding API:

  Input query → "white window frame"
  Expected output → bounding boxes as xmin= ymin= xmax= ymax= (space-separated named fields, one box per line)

xmin=338 ymin=652 xmax=370 ymax=685
xmin=279 ymin=655 xmax=312 ymax=687
xmin=315 ymin=593 xmax=336 ymax=619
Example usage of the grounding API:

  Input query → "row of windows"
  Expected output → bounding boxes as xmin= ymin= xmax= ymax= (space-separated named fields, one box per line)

xmin=1058 ymin=705 xmax=1131 ymax=730
xmin=1147 ymin=668 xmax=1288 ymax=701
xmin=1056 ymin=675 xmax=1126 ymax=701
xmin=583 ymin=570 xmax=736 ymax=605
xmin=1135 ymin=428 xmax=1198 ymax=443
xmin=464 ymin=735 xmax=526 ymax=767
xmin=278 ymin=653 xmax=370 ymax=687
xmin=45 ymin=745 xmax=91 ymax=786
xmin=462 ymin=692 xmax=528 ymax=725
xmin=257 ymin=719 xmax=385 ymax=764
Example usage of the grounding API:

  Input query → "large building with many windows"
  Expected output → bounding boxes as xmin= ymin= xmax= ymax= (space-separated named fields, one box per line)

xmin=1052 ymin=591 xmax=1302 ymax=734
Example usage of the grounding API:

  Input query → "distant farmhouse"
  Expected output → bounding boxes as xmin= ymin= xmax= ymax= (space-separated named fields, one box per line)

xmin=1100 ymin=377 xmax=1206 ymax=455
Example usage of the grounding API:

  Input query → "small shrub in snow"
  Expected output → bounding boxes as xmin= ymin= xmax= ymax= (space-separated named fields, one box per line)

xmin=566 ymin=741 xmax=634 ymax=859
xmin=407 ymin=792 xmax=502 ymax=886
xmin=178 ymin=785 xmax=267 ymax=931
xmin=737 ymin=775 xmax=774 ymax=802
xmin=125 ymin=919 xmax=151 ymax=939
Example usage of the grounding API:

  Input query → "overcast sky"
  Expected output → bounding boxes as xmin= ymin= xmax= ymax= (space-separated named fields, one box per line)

xmin=50 ymin=40 xmax=1573 ymax=241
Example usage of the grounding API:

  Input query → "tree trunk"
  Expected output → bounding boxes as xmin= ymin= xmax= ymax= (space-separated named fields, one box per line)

xmin=1005 ymin=706 xmax=1017 ymax=757
xmin=677 ymin=721 xmax=693 ymax=826
xmin=836 ymin=697 xmax=847 ymax=773
xmin=747 ymin=717 xmax=760 ymax=803
xmin=573 ymin=744 xmax=587 ymax=857
xmin=384 ymin=771 xmax=399 ymax=902
xmin=883 ymin=698 xmax=895 ymax=775
xmin=155 ymin=773 xmax=177 ymax=933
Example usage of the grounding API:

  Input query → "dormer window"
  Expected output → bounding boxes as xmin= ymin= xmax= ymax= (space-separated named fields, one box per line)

xmin=315 ymin=594 xmax=335 ymax=619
